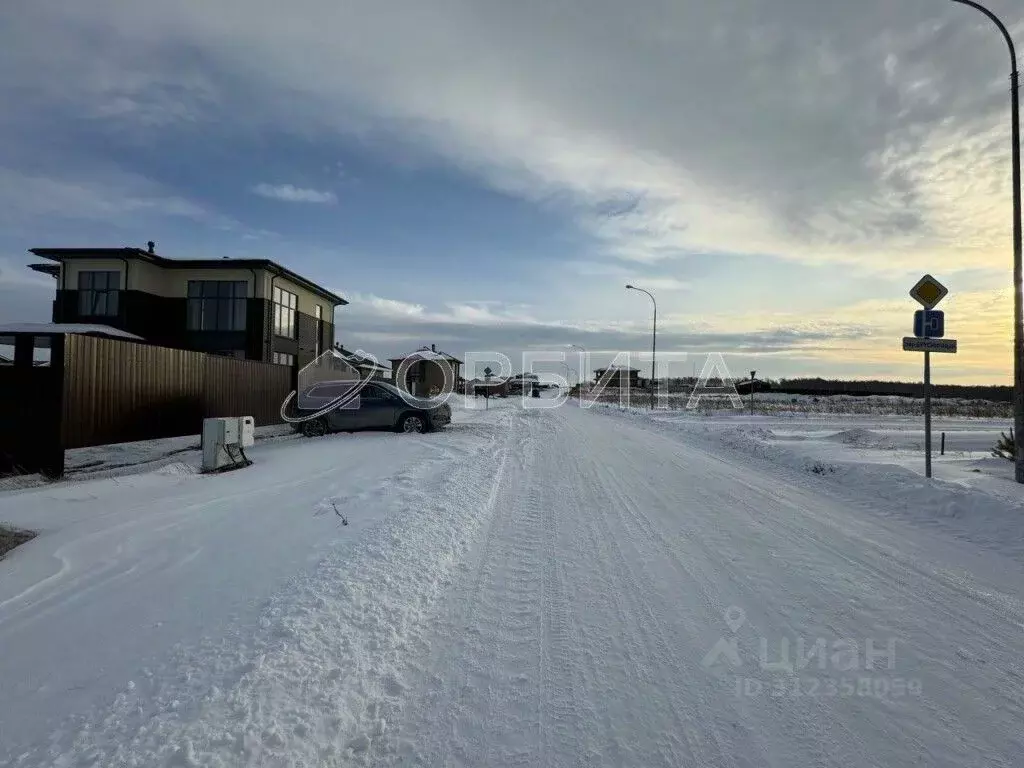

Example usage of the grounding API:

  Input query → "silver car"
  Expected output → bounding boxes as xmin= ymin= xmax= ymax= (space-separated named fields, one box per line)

xmin=294 ymin=380 xmax=451 ymax=437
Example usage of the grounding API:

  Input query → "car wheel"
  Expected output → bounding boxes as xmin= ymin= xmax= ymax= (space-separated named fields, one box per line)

xmin=301 ymin=417 xmax=328 ymax=437
xmin=398 ymin=413 xmax=426 ymax=434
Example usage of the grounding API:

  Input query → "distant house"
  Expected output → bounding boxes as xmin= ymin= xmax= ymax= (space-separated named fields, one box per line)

xmin=334 ymin=344 xmax=391 ymax=380
xmin=27 ymin=242 xmax=346 ymax=371
xmin=735 ymin=378 xmax=770 ymax=396
xmin=389 ymin=345 xmax=463 ymax=397
xmin=506 ymin=372 xmax=540 ymax=395
xmin=467 ymin=378 xmax=510 ymax=397
xmin=594 ymin=366 xmax=642 ymax=388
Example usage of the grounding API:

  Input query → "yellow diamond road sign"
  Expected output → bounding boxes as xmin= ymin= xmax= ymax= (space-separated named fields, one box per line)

xmin=909 ymin=274 xmax=948 ymax=309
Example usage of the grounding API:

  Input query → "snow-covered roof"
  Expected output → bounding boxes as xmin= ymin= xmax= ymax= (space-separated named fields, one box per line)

xmin=0 ymin=323 xmax=144 ymax=340
xmin=334 ymin=347 xmax=390 ymax=372
xmin=391 ymin=346 xmax=463 ymax=363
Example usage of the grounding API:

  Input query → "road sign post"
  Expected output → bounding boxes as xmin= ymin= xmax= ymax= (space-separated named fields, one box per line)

xmin=905 ymin=275 xmax=955 ymax=479
xmin=924 ymin=350 xmax=932 ymax=478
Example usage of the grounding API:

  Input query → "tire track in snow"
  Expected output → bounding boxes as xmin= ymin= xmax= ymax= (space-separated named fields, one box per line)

xmin=577 ymin=452 xmax=734 ymax=767
xmin=583 ymin=406 xmax=1024 ymax=766
xmin=388 ymin=409 xmax=592 ymax=768
xmin=385 ymin=407 xmax=545 ymax=767
xmin=536 ymin=432 xmax=585 ymax=768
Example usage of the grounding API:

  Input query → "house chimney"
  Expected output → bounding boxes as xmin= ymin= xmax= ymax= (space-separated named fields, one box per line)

xmin=147 ymin=240 xmax=155 ymax=254
xmin=431 ymin=343 xmax=436 ymax=353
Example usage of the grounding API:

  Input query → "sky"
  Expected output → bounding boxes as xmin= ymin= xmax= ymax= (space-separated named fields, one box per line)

xmin=1 ymin=0 xmax=1022 ymax=384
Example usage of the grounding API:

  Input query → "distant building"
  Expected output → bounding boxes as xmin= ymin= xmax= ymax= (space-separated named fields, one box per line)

xmin=594 ymin=366 xmax=642 ymax=389
xmin=389 ymin=345 xmax=463 ymax=397
xmin=467 ymin=378 xmax=510 ymax=397
xmin=334 ymin=344 xmax=391 ymax=380
xmin=506 ymin=372 xmax=540 ymax=395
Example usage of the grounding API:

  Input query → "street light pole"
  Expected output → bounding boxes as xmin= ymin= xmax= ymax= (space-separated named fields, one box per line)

xmin=951 ymin=0 xmax=1023 ymax=482
xmin=626 ymin=285 xmax=658 ymax=410
xmin=566 ymin=344 xmax=588 ymax=395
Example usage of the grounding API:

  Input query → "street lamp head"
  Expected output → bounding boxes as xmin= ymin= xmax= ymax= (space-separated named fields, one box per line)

xmin=625 ymin=284 xmax=634 ymax=289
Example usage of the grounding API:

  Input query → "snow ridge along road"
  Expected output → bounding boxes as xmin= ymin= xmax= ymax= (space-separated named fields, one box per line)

xmin=4 ymin=400 xmax=1024 ymax=766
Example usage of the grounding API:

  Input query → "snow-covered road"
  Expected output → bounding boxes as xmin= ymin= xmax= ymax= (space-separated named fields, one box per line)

xmin=3 ymin=401 xmax=1024 ymax=766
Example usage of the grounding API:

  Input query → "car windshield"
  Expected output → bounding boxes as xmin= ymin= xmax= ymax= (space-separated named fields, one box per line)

xmin=4 ymin=3 xmax=1024 ymax=767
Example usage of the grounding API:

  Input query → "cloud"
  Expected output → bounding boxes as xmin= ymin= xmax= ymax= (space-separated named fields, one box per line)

xmin=0 ymin=166 xmax=242 ymax=237
xmin=19 ymin=1 xmax=1006 ymax=272
xmin=251 ymin=183 xmax=337 ymax=204
xmin=331 ymin=285 xmax=1014 ymax=383
xmin=567 ymin=261 xmax=690 ymax=290
xmin=0 ymin=257 xmax=57 ymax=324
xmin=344 ymin=293 xmax=540 ymax=326
xmin=2 ymin=0 xmax=1021 ymax=381
xmin=4 ymin=1 xmax=1021 ymax=274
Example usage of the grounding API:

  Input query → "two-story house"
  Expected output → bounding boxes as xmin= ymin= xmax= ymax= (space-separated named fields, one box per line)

xmin=27 ymin=242 xmax=346 ymax=371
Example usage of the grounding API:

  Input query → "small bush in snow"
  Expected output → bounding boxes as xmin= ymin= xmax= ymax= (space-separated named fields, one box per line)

xmin=992 ymin=429 xmax=1015 ymax=461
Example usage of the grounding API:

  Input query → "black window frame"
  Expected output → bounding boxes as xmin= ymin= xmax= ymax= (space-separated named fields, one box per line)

xmin=314 ymin=304 xmax=323 ymax=358
xmin=186 ymin=280 xmax=248 ymax=332
xmin=273 ymin=286 xmax=298 ymax=339
xmin=77 ymin=270 xmax=121 ymax=317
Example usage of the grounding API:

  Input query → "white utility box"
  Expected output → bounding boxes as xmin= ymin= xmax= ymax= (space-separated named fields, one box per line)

xmin=238 ymin=416 xmax=255 ymax=448
xmin=202 ymin=417 xmax=243 ymax=472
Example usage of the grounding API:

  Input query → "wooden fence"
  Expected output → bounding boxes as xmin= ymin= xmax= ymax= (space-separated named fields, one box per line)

xmin=0 ymin=333 xmax=292 ymax=477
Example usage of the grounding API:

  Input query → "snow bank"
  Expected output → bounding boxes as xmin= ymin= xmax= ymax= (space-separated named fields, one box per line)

xmin=593 ymin=403 xmax=1024 ymax=564
xmin=0 ymin=424 xmax=298 ymax=492
xmin=9 ymin=409 xmax=519 ymax=767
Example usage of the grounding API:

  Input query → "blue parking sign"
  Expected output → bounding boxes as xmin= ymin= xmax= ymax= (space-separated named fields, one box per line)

xmin=913 ymin=309 xmax=944 ymax=338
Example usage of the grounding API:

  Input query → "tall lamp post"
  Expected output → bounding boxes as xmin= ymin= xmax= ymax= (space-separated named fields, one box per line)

xmin=626 ymin=284 xmax=657 ymax=410
xmin=567 ymin=344 xmax=588 ymax=394
xmin=951 ymin=0 xmax=1023 ymax=481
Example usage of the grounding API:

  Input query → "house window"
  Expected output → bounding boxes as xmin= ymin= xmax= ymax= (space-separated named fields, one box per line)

xmin=78 ymin=271 xmax=120 ymax=317
xmin=272 ymin=352 xmax=295 ymax=366
xmin=187 ymin=281 xmax=247 ymax=331
xmin=273 ymin=286 xmax=297 ymax=338
xmin=314 ymin=304 xmax=322 ymax=358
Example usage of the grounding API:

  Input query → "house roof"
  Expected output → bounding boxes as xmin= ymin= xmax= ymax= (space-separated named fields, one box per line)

xmin=28 ymin=263 xmax=60 ymax=278
xmin=335 ymin=345 xmax=391 ymax=373
xmin=0 ymin=322 xmax=145 ymax=340
xmin=389 ymin=346 xmax=463 ymax=364
xmin=29 ymin=247 xmax=348 ymax=306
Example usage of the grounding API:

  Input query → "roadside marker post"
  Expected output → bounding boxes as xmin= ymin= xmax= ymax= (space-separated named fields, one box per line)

xmin=904 ymin=275 xmax=956 ymax=478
